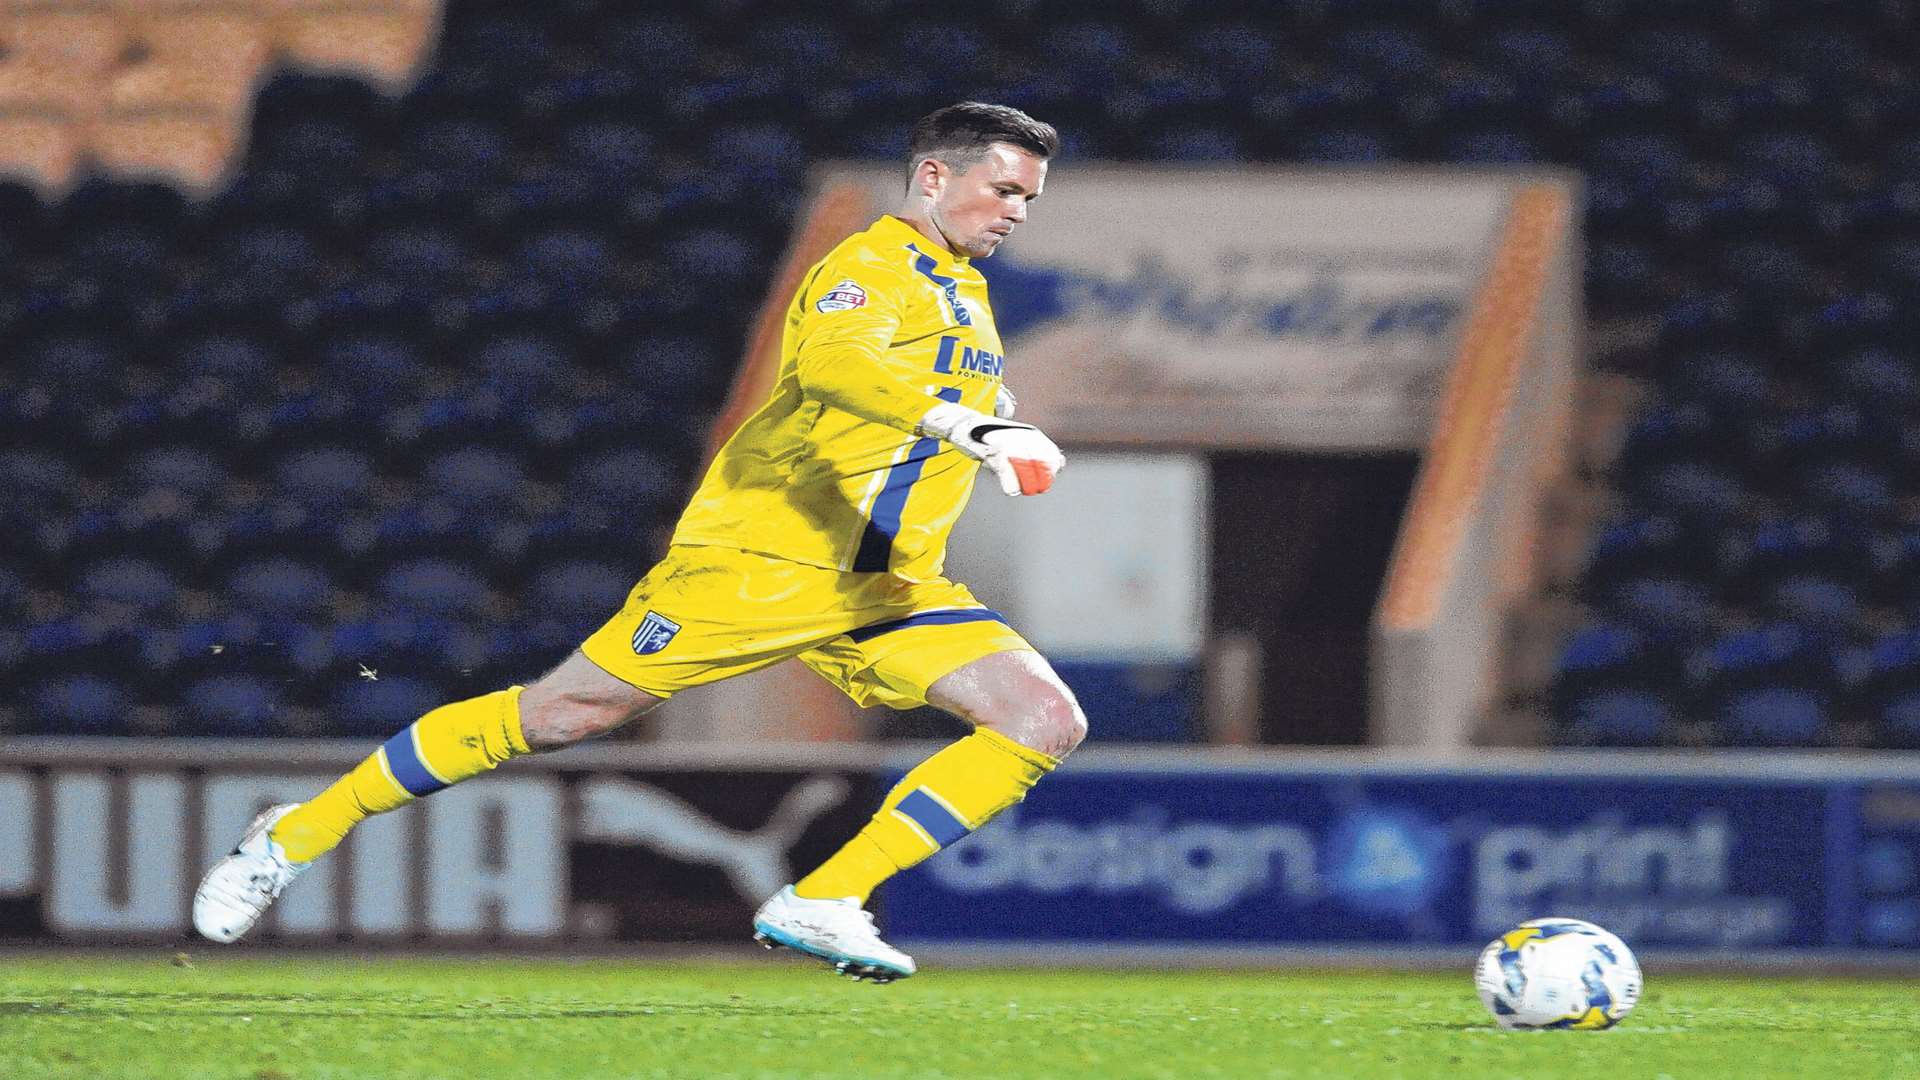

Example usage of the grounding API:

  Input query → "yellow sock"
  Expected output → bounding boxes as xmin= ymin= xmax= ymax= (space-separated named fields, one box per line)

xmin=271 ymin=686 xmax=531 ymax=862
xmin=795 ymin=728 xmax=1058 ymax=904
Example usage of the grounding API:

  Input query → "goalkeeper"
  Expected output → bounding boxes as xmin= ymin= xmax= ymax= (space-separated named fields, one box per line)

xmin=194 ymin=102 xmax=1083 ymax=982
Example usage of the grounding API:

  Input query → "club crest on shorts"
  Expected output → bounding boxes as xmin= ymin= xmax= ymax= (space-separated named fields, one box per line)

xmin=631 ymin=611 xmax=682 ymax=655
xmin=815 ymin=279 xmax=868 ymax=312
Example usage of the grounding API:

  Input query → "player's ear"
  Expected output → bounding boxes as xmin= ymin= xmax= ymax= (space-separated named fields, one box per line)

xmin=913 ymin=157 xmax=947 ymax=200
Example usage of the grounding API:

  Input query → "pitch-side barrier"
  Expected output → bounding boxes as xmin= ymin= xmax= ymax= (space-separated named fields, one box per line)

xmin=2 ymin=739 xmax=1917 ymax=967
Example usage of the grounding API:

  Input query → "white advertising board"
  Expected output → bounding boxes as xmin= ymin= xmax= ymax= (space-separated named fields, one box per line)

xmin=829 ymin=165 xmax=1526 ymax=450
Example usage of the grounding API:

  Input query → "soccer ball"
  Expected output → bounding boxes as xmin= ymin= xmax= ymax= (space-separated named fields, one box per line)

xmin=1474 ymin=917 xmax=1642 ymax=1029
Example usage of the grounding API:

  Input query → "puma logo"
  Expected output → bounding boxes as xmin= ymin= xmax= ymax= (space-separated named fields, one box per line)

xmin=575 ymin=776 xmax=850 ymax=902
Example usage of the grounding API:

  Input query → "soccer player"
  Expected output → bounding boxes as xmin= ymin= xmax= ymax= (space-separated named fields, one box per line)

xmin=193 ymin=101 xmax=1082 ymax=982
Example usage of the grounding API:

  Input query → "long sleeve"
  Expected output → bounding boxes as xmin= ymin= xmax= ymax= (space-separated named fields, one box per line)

xmin=791 ymin=260 xmax=945 ymax=433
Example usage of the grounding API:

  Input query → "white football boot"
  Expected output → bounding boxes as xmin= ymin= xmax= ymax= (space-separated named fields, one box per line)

xmin=192 ymin=803 xmax=309 ymax=944
xmin=752 ymin=885 xmax=917 ymax=983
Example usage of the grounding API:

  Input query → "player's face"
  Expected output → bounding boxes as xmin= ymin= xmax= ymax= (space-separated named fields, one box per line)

xmin=927 ymin=144 xmax=1047 ymax=259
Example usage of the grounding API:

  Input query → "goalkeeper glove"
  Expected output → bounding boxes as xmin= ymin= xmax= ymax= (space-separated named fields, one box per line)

xmin=918 ymin=400 xmax=1064 ymax=496
xmin=994 ymin=384 xmax=1018 ymax=419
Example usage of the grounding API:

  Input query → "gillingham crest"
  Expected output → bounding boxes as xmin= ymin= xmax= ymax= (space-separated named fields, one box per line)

xmin=631 ymin=611 xmax=682 ymax=655
xmin=814 ymin=279 xmax=868 ymax=312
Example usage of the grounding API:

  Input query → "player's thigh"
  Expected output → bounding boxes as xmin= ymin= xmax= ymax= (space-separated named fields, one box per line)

xmin=578 ymin=545 xmax=871 ymax=703
xmin=518 ymin=649 xmax=664 ymax=749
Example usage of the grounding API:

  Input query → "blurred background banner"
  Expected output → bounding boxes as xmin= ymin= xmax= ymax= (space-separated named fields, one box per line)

xmin=0 ymin=741 xmax=882 ymax=944
xmin=824 ymin=165 xmax=1546 ymax=452
xmin=6 ymin=741 xmax=1920 ymax=958
xmin=887 ymin=753 xmax=1920 ymax=955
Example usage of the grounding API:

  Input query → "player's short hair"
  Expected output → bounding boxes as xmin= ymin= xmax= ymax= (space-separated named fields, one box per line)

xmin=907 ymin=102 xmax=1060 ymax=179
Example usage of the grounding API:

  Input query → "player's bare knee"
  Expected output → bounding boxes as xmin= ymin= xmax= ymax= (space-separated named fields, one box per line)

xmin=981 ymin=687 xmax=1085 ymax=759
xmin=1034 ymin=691 xmax=1088 ymax=757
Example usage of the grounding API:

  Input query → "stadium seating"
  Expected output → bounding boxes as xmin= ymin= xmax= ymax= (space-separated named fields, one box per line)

xmin=5 ymin=0 xmax=1920 ymax=744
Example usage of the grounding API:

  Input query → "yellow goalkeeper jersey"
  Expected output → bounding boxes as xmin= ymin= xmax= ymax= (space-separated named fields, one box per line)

xmin=671 ymin=214 xmax=1008 ymax=581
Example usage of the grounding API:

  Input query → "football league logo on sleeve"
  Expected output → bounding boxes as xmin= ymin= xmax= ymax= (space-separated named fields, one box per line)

xmin=631 ymin=611 xmax=683 ymax=655
xmin=815 ymin=279 xmax=869 ymax=313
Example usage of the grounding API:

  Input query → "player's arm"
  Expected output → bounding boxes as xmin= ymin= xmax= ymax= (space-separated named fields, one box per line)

xmin=793 ymin=263 xmax=1063 ymax=496
xmin=791 ymin=267 xmax=950 ymax=431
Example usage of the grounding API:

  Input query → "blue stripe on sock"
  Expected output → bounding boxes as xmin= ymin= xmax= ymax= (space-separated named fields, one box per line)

xmin=381 ymin=727 xmax=447 ymax=798
xmin=895 ymin=788 xmax=970 ymax=847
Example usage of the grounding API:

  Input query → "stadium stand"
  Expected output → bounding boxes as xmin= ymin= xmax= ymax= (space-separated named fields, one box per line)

xmin=5 ymin=0 xmax=1920 ymax=745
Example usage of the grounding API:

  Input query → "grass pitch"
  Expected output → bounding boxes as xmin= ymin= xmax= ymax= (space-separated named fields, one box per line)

xmin=0 ymin=952 xmax=1911 ymax=1079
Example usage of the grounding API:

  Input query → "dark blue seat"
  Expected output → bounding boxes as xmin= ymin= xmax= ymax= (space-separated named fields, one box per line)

xmin=1786 ymin=457 xmax=1895 ymax=520
xmin=1595 ymin=575 xmax=1716 ymax=643
xmin=1717 ymin=515 xmax=1865 ymax=595
xmin=516 ymin=227 xmax=612 ymax=285
xmin=661 ymin=227 xmax=758 ymax=282
xmin=422 ymin=447 xmax=528 ymax=512
xmin=227 ymin=558 xmax=334 ymax=620
xmin=365 ymin=225 xmax=467 ymax=282
xmin=1550 ymin=620 xmax=1681 ymax=712
xmin=1146 ymin=126 xmax=1245 ymax=162
xmin=1626 ymin=458 xmax=1750 ymax=518
xmin=276 ymin=448 xmax=376 ymax=514
xmin=317 ymin=333 xmax=425 ymax=401
xmin=1720 ymin=687 xmax=1830 ymax=747
xmin=1560 ymin=688 xmax=1674 ymax=747
xmin=377 ymin=558 xmax=493 ymax=619
xmin=183 ymin=674 xmax=281 ymax=736
xmin=623 ymin=335 xmax=727 ymax=410
xmin=1763 ymin=574 xmax=1862 ymax=632
xmin=1293 ymin=129 xmax=1397 ymax=163
xmin=566 ymin=448 xmax=677 ymax=514
xmin=1583 ymin=512 xmax=1717 ymax=585
xmin=526 ymin=560 xmax=631 ymax=615
xmin=78 ymin=557 xmax=180 ymax=614
xmin=1875 ymin=689 xmax=1920 ymax=749
xmin=562 ymin=119 xmax=655 ymax=179
xmin=1685 ymin=624 xmax=1839 ymax=713
xmin=1182 ymin=22 xmax=1279 ymax=84
xmin=3 ymin=449 xmax=79 ymax=506
xmin=33 ymin=675 xmax=133 ymax=735
xmin=328 ymin=674 xmax=445 ymax=737
xmin=23 ymin=333 xmax=126 ymax=391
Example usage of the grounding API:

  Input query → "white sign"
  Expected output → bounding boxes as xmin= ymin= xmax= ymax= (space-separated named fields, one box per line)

xmin=829 ymin=165 xmax=1534 ymax=450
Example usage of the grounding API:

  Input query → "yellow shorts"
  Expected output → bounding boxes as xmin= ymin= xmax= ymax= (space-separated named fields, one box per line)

xmin=579 ymin=544 xmax=1034 ymax=709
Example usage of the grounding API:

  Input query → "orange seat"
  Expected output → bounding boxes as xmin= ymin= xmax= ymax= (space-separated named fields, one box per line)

xmin=90 ymin=111 xmax=237 ymax=192
xmin=275 ymin=9 xmax=435 ymax=89
xmin=126 ymin=11 xmax=270 ymax=69
xmin=0 ymin=60 xmax=97 ymax=115
xmin=0 ymin=113 xmax=80 ymax=190
xmin=0 ymin=11 xmax=126 ymax=71
xmin=107 ymin=60 xmax=259 ymax=117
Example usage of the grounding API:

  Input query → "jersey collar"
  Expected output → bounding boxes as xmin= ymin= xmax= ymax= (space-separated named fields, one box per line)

xmin=875 ymin=214 xmax=971 ymax=270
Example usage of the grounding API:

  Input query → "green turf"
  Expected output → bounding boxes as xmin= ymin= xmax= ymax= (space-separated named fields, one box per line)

xmin=0 ymin=952 xmax=1911 ymax=1079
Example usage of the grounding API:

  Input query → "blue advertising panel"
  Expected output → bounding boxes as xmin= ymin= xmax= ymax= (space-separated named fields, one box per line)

xmin=881 ymin=768 xmax=1904 ymax=951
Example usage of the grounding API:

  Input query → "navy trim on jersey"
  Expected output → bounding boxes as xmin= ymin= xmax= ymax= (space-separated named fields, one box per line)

xmin=852 ymin=386 xmax=963 ymax=573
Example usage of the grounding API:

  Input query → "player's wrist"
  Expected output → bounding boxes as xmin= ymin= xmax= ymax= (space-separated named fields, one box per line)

xmin=915 ymin=401 xmax=986 ymax=442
